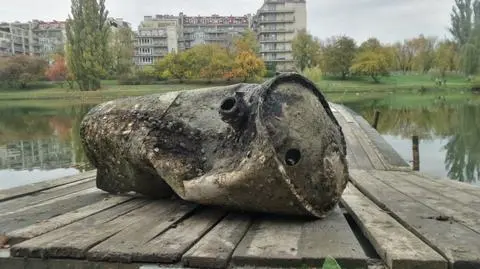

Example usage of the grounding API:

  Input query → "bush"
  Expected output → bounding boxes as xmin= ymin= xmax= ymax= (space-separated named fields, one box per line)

xmin=302 ymin=66 xmax=323 ymax=82
xmin=0 ymin=55 xmax=48 ymax=89
xmin=117 ymin=66 xmax=162 ymax=85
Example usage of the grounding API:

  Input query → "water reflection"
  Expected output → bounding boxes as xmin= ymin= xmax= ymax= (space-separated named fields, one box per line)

xmin=350 ymin=103 xmax=480 ymax=185
xmin=1 ymin=96 xmax=480 ymax=188
xmin=0 ymin=104 xmax=95 ymax=189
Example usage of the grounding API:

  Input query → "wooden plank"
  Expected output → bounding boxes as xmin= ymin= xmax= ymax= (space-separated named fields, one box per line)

xmin=341 ymin=184 xmax=447 ymax=269
xmin=335 ymin=105 xmax=386 ymax=170
xmin=6 ymin=195 xmax=133 ymax=243
xmin=333 ymin=108 xmax=373 ymax=170
xmin=0 ymin=170 xmax=96 ymax=202
xmin=348 ymin=107 xmax=409 ymax=169
xmin=87 ymin=200 xmax=198 ymax=263
xmin=350 ymin=169 xmax=480 ymax=269
xmin=396 ymin=171 xmax=480 ymax=210
xmin=182 ymin=213 xmax=252 ymax=269
xmin=373 ymin=170 xmax=480 ymax=234
xmin=10 ymin=198 xmax=148 ymax=259
xmin=411 ymin=171 xmax=480 ymax=197
xmin=232 ymin=217 xmax=303 ymax=267
xmin=130 ymin=208 xmax=226 ymax=263
xmin=0 ymin=188 xmax=108 ymax=236
xmin=232 ymin=206 xmax=368 ymax=268
xmin=0 ymin=256 xmax=168 ymax=269
xmin=0 ymin=179 xmax=96 ymax=216
xmin=299 ymin=206 xmax=368 ymax=268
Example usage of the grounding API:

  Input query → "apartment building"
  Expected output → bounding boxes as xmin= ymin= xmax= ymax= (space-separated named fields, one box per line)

xmin=0 ymin=18 xmax=126 ymax=59
xmin=0 ymin=22 xmax=40 ymax=56
xmin=32 ymin=20 xmax=67 ymax=58
xmin=254 ymin=0 xmax=307 ymax=71
xmin=133 ymin=15 xmax=179 ymax=66
xmin=178 ymin=13 xmax=252 ymax=51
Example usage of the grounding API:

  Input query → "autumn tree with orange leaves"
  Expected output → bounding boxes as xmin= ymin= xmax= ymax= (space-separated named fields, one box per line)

xmin=45 ymin=54 xmax=75 ymax=89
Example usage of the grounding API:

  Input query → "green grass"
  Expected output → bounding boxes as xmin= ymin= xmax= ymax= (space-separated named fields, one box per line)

xmin=0 ymin=74 xmax=474 ymax=105
xmin=0 ymin=83 xmax=208 ymax=102
xmin=316 ymin=73 xmax=471 ymax=93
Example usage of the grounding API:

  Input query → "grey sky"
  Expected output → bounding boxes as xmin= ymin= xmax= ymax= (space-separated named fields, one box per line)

xmin=0 ymin=0 xmax=455 ymax=44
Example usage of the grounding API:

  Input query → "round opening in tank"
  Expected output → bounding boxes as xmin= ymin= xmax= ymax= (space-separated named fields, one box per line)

xmin=220 ymin=97 xmax=237 ymax=112
xmin=285 ymin=149 xmax=301 ymax=166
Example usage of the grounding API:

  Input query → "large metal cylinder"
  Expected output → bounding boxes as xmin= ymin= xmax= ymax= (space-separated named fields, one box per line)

xmin=80 ymin=73 xmax=349 ymax=218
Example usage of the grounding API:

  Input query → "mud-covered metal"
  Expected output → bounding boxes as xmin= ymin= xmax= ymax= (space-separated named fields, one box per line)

xmin=80 ymin=73 xmax=349 ymax=218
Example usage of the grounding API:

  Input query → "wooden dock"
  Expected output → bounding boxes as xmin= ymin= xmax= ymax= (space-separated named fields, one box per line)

xmin=1 ymin=103 xmax=479 ymax=269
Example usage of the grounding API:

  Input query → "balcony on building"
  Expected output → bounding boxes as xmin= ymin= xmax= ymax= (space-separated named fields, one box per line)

xmin=258 ymin=27 xmax=294 ymax=33
xmin=257 ymin=17 xmax=295 ymax=24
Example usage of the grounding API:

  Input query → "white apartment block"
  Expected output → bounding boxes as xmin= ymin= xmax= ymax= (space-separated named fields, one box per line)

xmin=0 ymin=18 xmax=127 ymax=59
xmin=134 ymin=13 xmax=252 ymax=66
xmin=134 ymin=15 xmax=179 ymax=66
xmin=254 ymin=0 xmax=307 ymax=71
xmin=0 ymin=22 xmax=41 ymax=56
xmin=178 ymin=13 xmax=252 ymax=51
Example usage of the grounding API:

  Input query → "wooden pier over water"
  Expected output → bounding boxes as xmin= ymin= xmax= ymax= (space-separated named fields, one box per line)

xmin=0 ymin=103 xmax=479 ymax=269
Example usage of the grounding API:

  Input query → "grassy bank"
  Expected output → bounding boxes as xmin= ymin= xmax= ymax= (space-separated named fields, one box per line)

xmin=316 ymin=73 xmax=471 ymax=92
xmin=0 ymin=74 xmax=473 ymax=103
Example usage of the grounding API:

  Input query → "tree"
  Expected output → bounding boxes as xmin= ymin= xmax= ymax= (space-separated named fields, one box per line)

xmin=461 ymin=43 xmax=479 ymax=75
xmin=183 ymin=44 xmax=233 ymax=81
xmin=410 ymin=35 xmax=437 ymax=73
xmin=393 ymin=40 xmax=415 ymax=73
xmin=292 ymin=30 xmax=321 ymax=72
xmin=156 ymin=52 xmax=191 ymax=82
xmin=450 ymin=0 xmax=474 ymax=46
xmin=110 ymin=27 xmax=135 ymax=77
xmin=232 ymin=29 xmax=260 ymax=54
xmin=45 ymin=54 xmax=75 ymax=88
xmin=65 ymin=0 xmax=111 ymax=91
xmin=322 ymin=35 xmax=357 ymax=79
xmin=0 ymin=55 xmax=47 ymax=89
xmin=435 ymin=40 xmax=459 ymax=78
xmin=351 ymin=39 xmax=390 ymax=83
xmin=230 ymin=50 xmax=266 ymax=82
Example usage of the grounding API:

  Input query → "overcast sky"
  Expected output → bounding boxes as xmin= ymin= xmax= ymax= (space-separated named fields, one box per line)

xmin=0 ymin=0 xmax=455 ymax=44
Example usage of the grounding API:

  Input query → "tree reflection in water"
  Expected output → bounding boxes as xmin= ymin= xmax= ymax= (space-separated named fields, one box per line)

xmin=0 ymin=104 xmax=95 ymax=172
xmin=352 ymin=102 xmax=480 ymax=184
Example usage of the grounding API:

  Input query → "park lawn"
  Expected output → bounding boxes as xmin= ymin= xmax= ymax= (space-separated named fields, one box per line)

xmin=0 ymin=74 xmax=473 ymax=104
xmin=0 ymin=83 xmax=207 ymax=102
xmin=316 ymin=73 xmax=471 ymax=92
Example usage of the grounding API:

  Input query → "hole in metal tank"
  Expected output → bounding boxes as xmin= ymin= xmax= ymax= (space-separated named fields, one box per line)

xmin=285 ymin=149 xmax=301 ymax=166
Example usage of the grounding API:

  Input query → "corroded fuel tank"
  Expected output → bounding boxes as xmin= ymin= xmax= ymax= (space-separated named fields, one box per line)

xmin=80 ymin=73 xmax=349 ymax=218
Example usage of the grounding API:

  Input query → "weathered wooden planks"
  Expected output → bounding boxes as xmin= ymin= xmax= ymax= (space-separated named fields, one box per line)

xmin=0 ymin=170 xmax=96 ymax=202
xmin=346 ymin=106 xmax=409 ymax=169
xmin=232 ymin=206 xmax=368 ymax=268
xmin=129 ymin=208 xmax=226 ymax=263
xmin=395 ymin=171 xmax=480 ymax=210
xmin=333 ymin=106 xmax=373 ymax=170
xmin=341 ymin=184 xmax=447 ymax=269
xmin=334 ymin=104 xmax=386 ymax=170
xmin=0 ymin=179 xmax=96 ymax=216
xmin=0 ymin=188 xmax=108 ymax=236
xmin=0 ymin=255 xmax=168 ymax=269
xmin=182 ymin=213 xmax=252 ymax=269
xmin=87 ymin=200 xmax=198 ymax=263
xmin=411 ymin=171 xmax=480 ymax=197
xmin=350 ymin=169 xmax=480 ymax=269
xmin=6 ymin=195 xmax=133 ymax=243
xmin=373 ymin=170 xmax=480 ymax=234
xmin=10 ymin=198 xmax=148 ymax=259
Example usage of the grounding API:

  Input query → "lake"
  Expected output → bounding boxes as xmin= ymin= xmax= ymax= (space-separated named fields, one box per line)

xmin=0 ymin=95 xmax=479 ymax=189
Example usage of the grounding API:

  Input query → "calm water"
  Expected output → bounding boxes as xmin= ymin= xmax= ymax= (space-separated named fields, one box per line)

xmin=0 ymin=99 xmax=479 ymax=189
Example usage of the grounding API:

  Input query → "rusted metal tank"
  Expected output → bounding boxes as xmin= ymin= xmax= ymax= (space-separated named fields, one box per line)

xmin=80 ymin=73 xmax=349 ymax=218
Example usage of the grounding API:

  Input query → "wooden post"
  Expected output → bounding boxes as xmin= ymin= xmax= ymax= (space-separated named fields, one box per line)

xmin=372 ymin=110 xmax=381 ymax=130
xmin=412 ymin=136 xmax=420 ymax=171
